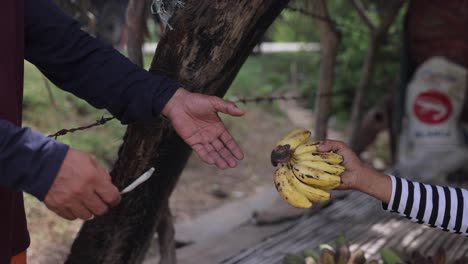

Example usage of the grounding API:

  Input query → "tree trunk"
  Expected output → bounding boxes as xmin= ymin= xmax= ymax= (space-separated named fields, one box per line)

xmin=126 ymin=2 xmax=177 ymax=263
xmin=311 ymin=0 xmax=340 ymax=141
xmin=348 ymin=34 xmax=382 ymax=150
xmin=157 ymin=204 xmax=176 ymax=264
xmin=66 ymin=1 xmax=289 ymax=264
xmin=347 ymin=0 xmax=404 ymax=152
xmin=126 ymin=0 xmax=147 ymax=66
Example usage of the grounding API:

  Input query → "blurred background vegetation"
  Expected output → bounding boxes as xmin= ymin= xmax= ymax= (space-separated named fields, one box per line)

xmin=23 ymin=1 xmax=408 ymax=261
xmin=24 ymin=0 xmax=406 ymax=168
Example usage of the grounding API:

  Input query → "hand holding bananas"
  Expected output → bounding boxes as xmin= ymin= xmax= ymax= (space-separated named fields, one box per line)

xmin=317 ymin=139 xmax=392 ymax=204
xmin=270 ymin=129 xmax=346 ymax=208
xmin=274 ymin=138 xmax=468 ymax=236
xmin=320 ymin=140 xmax=468 ymax=237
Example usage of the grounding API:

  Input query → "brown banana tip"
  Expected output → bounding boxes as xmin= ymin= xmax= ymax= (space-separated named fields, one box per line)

xmin=270 ymin=145 xmax=291 ymax=166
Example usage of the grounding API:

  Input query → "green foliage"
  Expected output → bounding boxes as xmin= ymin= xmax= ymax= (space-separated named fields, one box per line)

xmin=268 ymin=9 xmax=319 ymax=42
xmin=381 ymin=248 xmax=404 ymax=264
xmin=266 ymin=0 xmax=407 ymax=125
xmin=228 ymin=52 xmax=320 ymax=98
xmin=283 ymin=253 xmax=305 ymax=264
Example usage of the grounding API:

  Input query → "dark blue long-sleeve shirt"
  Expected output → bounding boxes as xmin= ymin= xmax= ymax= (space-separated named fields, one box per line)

xmin=0 ymin=0 xmax=180 ymax=200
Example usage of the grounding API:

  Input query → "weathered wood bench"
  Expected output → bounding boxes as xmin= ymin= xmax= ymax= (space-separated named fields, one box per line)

xmin=221 ymin=191 xmax=468 ymax=264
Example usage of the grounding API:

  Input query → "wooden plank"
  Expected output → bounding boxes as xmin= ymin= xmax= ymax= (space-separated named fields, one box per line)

xmin=222 ymin=192 xmax=468 ymax=263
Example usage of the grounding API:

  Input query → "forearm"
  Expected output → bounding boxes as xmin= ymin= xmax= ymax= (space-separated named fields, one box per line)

xmin=382 ymin=176 xmax=468 ymax=234
xmin=25 ymin=0 xmax=180 ymax=124
xmin=319 ymin=139 xmax=468 ymax=234
xmin=354 ymin=165 xmax=392 ymax=204
xmin=0 ymin=119 xmax=68 ymax=200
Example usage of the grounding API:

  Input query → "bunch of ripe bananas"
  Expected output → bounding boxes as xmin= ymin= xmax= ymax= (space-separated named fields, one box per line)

xmin=270 ymin=128 xmax=345 ymax=208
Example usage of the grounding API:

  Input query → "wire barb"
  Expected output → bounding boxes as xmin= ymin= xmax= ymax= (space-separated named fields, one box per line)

xmin=230 ymin=94 xmax=307 ymax=104
xmin=151 ymin=0 xmax=185 ymax=30
xmin=48 ymin=116 xmax=115 ymax=139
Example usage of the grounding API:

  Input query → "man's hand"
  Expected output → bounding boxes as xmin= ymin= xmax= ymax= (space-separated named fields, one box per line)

xmin=162 ymin=89 xmax=245 ymax=169
xmin=44 ymin=149 xmax=121 ymax=220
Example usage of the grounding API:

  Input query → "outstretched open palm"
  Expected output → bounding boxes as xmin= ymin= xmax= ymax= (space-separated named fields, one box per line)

xmin=162 ymin=89 xmax=245 ymax=169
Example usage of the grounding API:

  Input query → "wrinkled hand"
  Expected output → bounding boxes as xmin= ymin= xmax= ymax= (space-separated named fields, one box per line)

xmin=162 ymin=89 xmax=245 ymax=169
xmin=44 ymin=148 xmax=121 ymax=220
xmin=318 ymin=139 xmax=365 ymax=190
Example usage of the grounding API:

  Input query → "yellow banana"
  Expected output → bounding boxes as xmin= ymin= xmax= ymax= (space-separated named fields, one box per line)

xmin=293 ymin=151 xmax=343 ymax=165
xmin=294 ymin=160 xmax=345 ymax=175
xmin=322 ymin=181 xmax=341 ymax=190
xmin=305 ymin=257 xmax=317 ymax=264
xmin=271 ymin=128 xmax=311 ymax=166
xmin=293 ymin=142 xmax=320 ymax=156
xmin=274 ymin=166 xmax=312 ymax=208
xmin=291 ymin=163 xmax=341 ymax=189
xmin=275 ymin=128 xmax=311 ymax=150
xmin=285 ymin=166 xmax=330 ymax=203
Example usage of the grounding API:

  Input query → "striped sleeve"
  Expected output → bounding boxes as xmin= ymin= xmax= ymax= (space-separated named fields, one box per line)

xmin=382 ymin=175 xmax=468 ymax=235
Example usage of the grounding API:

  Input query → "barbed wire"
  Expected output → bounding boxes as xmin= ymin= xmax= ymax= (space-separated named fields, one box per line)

xmin=48 ymin=116 xmax=115 ymax=139
xmin=47 ymin=91 xmax=350 ymax=139
xmin=230 ymin=94 xmax=306 ymax=104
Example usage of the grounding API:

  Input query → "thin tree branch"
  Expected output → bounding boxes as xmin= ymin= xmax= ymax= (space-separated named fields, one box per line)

xmin=286 ymin=6 xmax=336 ymax=26
xmin=378 ymin=0 xmax=405 ymax=33
xmin=349 ymin=0 xmax=376 ymax=32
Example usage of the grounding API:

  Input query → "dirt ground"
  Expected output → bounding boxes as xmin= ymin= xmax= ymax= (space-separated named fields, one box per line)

xmin=25 ymin=103 xmax=295 ymax=263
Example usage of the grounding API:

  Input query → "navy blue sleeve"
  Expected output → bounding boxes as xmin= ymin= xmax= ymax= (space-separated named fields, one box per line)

xmin=0 ymin=119 xmax=69 ymax=200
xmin=24 ymin=0 xmax=180 ymax=124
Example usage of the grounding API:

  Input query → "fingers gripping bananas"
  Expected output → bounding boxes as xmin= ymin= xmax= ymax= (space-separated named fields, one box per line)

xmin=285 ymin=166 xmax=330 ymax=203
xmin=291 ymin=163 xmax=341 ymax=189
xmin=293 ymin=151 xmax=343 ymax=164
xmin=293 ymin=160 xmax=345 ymax=175
xmin=271 ymin=128 xmax=345 ymax=208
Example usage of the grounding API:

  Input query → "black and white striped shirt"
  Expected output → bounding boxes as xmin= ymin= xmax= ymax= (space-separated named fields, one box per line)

xmin=383 ymin=175 xmax=468 ymax=235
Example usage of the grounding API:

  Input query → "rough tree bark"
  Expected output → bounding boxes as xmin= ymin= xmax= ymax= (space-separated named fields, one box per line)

xmin=126 ymin=1 xmax=176 ymax=263
xmin=66 ymin=1 xmax=290 ymax=264
xmin=126 ymin=1 xmax=174 ymax=261
xmin=347 ymin=0 xmax=404 ymax=152
xmin=311 ymin=0 xmax=340 ymax=141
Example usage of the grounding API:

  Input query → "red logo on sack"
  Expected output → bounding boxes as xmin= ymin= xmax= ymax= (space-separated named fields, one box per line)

xmin=413 ymin=90 xmax=452 ymax=124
